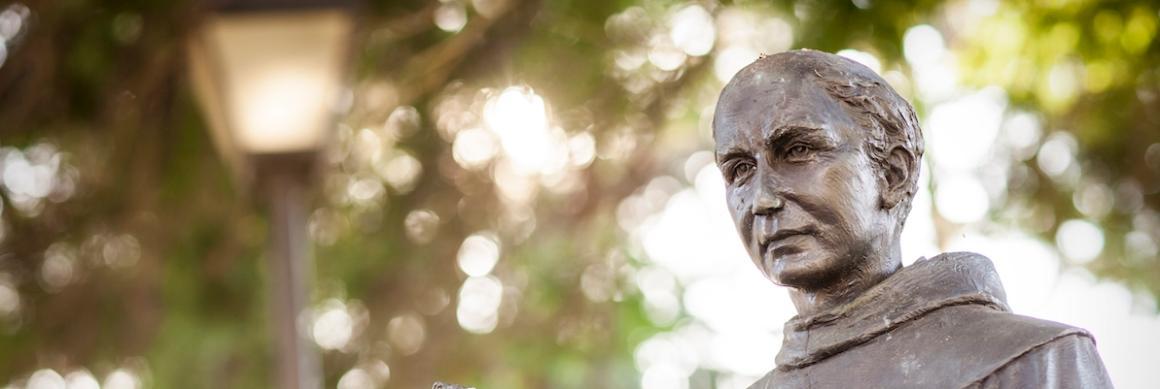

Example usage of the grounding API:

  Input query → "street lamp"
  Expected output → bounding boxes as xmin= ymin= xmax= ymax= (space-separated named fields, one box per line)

xmin=186 ymin=1 xmax=356 ymax=388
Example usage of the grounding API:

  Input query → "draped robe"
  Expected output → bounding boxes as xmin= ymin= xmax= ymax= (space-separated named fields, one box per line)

xmin=749 ymin=252 xmax=1113 ymax=389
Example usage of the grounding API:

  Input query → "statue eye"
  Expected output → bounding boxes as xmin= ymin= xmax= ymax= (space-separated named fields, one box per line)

xmin=727 ymin=161 xmax=755 ymax=184
xmin=786 ymin=144 xmax=813 ymax=161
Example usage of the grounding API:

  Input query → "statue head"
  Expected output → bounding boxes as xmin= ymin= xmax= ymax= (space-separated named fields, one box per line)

xmin=712 ymin=50 xmax=924 ymax=291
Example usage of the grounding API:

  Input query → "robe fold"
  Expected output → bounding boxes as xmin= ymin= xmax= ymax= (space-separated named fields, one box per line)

xmin=749 ymin=252 xmax=1113 ymax=389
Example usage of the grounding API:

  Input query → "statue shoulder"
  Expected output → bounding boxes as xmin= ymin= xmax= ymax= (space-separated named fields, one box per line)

xmin=931 ymin=304 xmax=1090 ymax=350
xmin=922 ymin=250 xmax=996 ymax=268
xmin=914 ymin=305 xmax=1095 ymax=384
xmin=970 ymin=330 xmax=1113 ymax=388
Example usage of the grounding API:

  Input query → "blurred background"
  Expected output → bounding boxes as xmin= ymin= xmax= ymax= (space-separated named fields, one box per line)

xmin=0 ymin=0 xmax=1158 ymax=388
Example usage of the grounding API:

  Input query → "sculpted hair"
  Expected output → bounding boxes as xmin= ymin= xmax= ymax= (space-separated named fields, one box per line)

xmin=805 ymin=52 xmax=925 ymax=226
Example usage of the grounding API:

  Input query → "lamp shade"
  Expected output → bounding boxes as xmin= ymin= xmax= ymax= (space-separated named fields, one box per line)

xmin=188 ymin=8 xmax=353 ymax=157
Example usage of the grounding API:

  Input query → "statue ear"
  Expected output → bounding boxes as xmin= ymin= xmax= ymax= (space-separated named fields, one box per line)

xmin=880 ymin=146 xmax=916 ymax=209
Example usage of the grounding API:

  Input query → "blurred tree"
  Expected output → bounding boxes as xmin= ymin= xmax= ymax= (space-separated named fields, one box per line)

xmin=0 ymin=0 xmax=1155 ymax=388
xmin=953 ymin=0 xmax=1160 ymax=297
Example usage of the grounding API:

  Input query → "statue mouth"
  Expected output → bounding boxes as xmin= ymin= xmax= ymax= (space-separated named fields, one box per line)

xmin=759 ymin=226 xmax=816 ymax=251
xmin=759 ymin=226 xmax=817 ymax=269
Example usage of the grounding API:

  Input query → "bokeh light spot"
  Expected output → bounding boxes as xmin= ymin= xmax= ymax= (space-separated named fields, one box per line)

xmin=457 ymin=233 xmax=501 ymax=277
xmin=1037 ymin=132 xmax=1078 ymax=181
xmin=403 ymin=209 xmax=440 ymax=244
xmin=926 ymin=88 xmax=1007 ymax=171
xmin=669 ymin=5 xmax=715 ymax=57
xmin=1055 ymin=219 xmax=1104 ymax=264
xmin=41 ymin=242 xmax=77 ymax=292
xmin=27 ymin=369 xmax=65 ymax=389
xmin=337 ymin=367 xmax=374 ymax=389
xmin=483 ymin=86 xmax=571 ymax=176
xmin=713 ymin=46 xmax=759 ymax=83
xmin=64 ymin=370 xmax=100 ymax=389
xmin=903 ymin=24 xmax=946 ymax=66
xmin=312 ymin=300 xmax=354 ymax=351
xmin=0 ymin=277 xmax=19 ymax=318
xmin=380 ymin=152 xmax=422 ymax=194
xmin=836 ymin=49 xmax=881 ymax=74
xmin=386 ymin=313 xmax=426 ymax=356
xmin=452 ymin=127 xmax=499 ymax=170
xmin=456 ymin=275 xmax=503 ymax=334
xmin=434 ymin=3 xmax=468 ymax=33
xmin=103 ymin=369 xmax=140 ymax=389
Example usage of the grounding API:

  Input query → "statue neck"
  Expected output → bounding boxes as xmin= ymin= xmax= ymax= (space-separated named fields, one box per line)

xmin=788 ymin=240 xmax=902 ymax=317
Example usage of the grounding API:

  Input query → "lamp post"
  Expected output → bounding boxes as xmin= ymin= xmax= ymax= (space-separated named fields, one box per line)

xmin=186 ymin=1 xmax=355 ymax=388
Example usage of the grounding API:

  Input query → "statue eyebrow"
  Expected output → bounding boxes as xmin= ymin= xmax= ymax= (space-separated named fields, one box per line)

xmin=765 ymin=126 xmax=829 ymax=150
xmin=716 ymin=148 xmax=750 ymax=164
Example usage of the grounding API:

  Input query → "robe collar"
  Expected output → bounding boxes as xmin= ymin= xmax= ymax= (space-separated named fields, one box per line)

xmin=775 ymin=252 xmax=1010 ymax=369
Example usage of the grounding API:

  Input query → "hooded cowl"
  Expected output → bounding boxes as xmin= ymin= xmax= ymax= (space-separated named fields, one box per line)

xmin=749 ymin=252 xmax=1113 ymax=389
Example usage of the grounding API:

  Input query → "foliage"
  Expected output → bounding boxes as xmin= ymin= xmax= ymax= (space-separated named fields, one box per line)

xmin=0 ymin=0 xmax=1155 ymax=387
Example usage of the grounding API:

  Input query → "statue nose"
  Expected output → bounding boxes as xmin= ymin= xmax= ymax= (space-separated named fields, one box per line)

xmin=752 ymin=192 xmax=784 ymax=215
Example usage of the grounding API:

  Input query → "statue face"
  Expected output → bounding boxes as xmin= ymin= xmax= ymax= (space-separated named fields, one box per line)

xmin=713 ymin=76 xmax=893 ymax=290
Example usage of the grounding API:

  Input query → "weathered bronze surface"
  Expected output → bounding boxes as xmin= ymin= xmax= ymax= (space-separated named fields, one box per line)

xmin=712 ymin=50 xmax=1113 ymax=388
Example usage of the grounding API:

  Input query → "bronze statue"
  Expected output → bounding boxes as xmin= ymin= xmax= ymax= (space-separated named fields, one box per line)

xmin=712 ymin=50 xmax=1113 ymax=388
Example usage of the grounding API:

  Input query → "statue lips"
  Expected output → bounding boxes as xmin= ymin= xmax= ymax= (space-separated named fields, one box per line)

xmin=760 ymin=226 xmax=818 ymax=271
